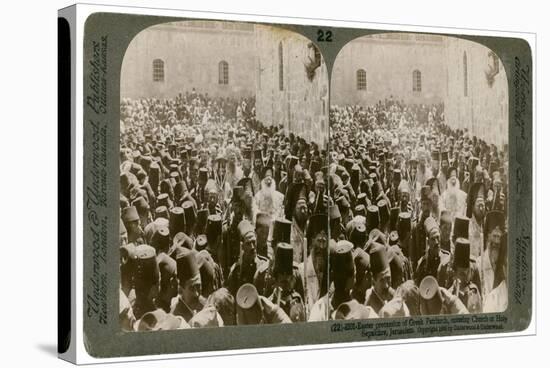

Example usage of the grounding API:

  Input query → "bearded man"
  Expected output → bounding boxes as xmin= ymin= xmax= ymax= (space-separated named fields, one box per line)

xmin=253 ymin=167 xmax=284 ymax=223
xmin=442 ymin=166 xmax=467 ymax=219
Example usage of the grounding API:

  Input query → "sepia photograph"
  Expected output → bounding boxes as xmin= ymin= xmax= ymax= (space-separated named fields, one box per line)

xmin=328 ymin=33 xmax=509 ymax=319
xmin=118 ymin=20 xmax=331 ymax=330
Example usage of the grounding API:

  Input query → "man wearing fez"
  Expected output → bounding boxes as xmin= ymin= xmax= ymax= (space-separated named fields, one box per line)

xmin=190 ymin=167 xmax=209 ymax=209
xmin=298 ymin=213 xmax=329 ymax=314
xmin=171 ymin=247 xmax=205 ymax=323
xmin=414 ymin=216 xmax=450 ymax=286
xmin=467 ymin=182 xmax=486 ymax=258
xmin=364 ymin=243 xmax=395 ymax=314
xmin=132 ymin=244 xmax=160 ymax=320
xmin=204 ymin=179 xmax=223 ymax=216
xmin=386 ymin=169 xmax=403 ymax=207
xmin=236 ymin=283 xmax=291 ymax=325
xmin=310 ymin=240 xmax=378 ymax=321
xmin=478 ymin=210 xmax=507 ymax=312
xmin=225 ymin=220 xmax=269 ymax=296
xmin=351 ymin=248 xmax=372 ymax=304
xmin=446 ymin=238 xmax=482 ymax=313
xmin=268 ymin=243 xmax=306 ymax=322
xmin=121 ymin=206 xmax=144 ymax=245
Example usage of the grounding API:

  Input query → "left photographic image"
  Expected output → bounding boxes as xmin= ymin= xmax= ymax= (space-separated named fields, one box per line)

xmin=118 ymin=20 xmax=330 ymax=331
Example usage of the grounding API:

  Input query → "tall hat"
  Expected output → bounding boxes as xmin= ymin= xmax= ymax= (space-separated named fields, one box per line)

xmin=151 ymin=226 xmax=170 ymax=253
xmin=173 ymin=181 xmax=188 ymax=204
xmin=231 ymin=186 xmax=244 ymax=203
xmin=206 ymin=214 xmax=223 ymax=244
xmin=306 ymin=213 xmax=328 ymax=240
xmin=389 ymin=207 xmax=400 ymax=232
xmin=330 ymin=240 xmax=355 ymax=279
xmin=431 ymin=150 xmax=440 ymax=161
xmin=272 ymin=218 xmax=292 ymax=246
xmin=182 ymin=201 xmax=197 ymax=233
xmin=195 ymin=209 xmax=209 ymax=235
xmin=236 ymin=284 xmax=261 ymax=325
xmin=346 ymin=219 xmax=367 ymax=249
xmin=467 ymin=182 xmax=486 ymax=218
xmin=237 ymin=220 xmax=255 ymax=240
xmin=453 ymin=238 xmax=471 ymax=269
xmin=273 ymin=243 xmax=294 ymax=277
xmin=388 ymin=246 xmax=405 ymax=289
xmin=157 ymin=193 xmax=173 ymax=209
xmin=169 ymin=207 xmax=185 ymax=237
xmin=441 ymin=151 xmax=449 ymax=162
xmin=285 ymin=182 xmax=308 ymax=220
xmin=155 ymin=206 xmax=169 ymax=220
xmin=366 ymin=205 xmax=380 ymax=233
xmin=356 ymin=192 xmax=368 ymax=207
xmin=419 ymin=276 xmax=442 ymax=315
xmin=134 ymin=244 xmax=159 ymax=289
xmin=131 ymin=197 xmax=150 ymax=217
xmin=377 ymin=199 xmax=390 ymax=228
xmin=353 ymin=247 xmax=371 ymax=277
xmin=173 ymin=232 xmax=194 ymax=250
xmin=196 ymin=250 xmax=215 ymax=295
xmin=175 ymin=247 xmax=200 ymax=284
xmin=354 ymin=204 xmax=367 ymax=218
xmin=484 ymin=210 xmax=505 ymax=237
xmin=424 ymin=216 xmax=439 ymax=235
xmin=453 ymin=216 xmax=469 ymax=240
xmin=121 ymin=206 xmax=140 ymax=225
xmin=198 ymin=167 xmax=209 ymax=183
xmin=368 ymin=242 xmax=389 ymax=276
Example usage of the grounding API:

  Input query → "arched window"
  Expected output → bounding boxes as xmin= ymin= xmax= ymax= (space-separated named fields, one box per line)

xmin=412 ymin=69 xmax=422 ymax=92
xmin=218 ymin=60 xmax=229 ymax=85
xmin=278 ymin=42 xmax=284 ymax=91
xmin=356 ymin=69 xmax=367 ymax=90
xmin=463 ymin=52 xmax=468 ymax=97
xmin=152 ymin=59 xmax=164 ymax=82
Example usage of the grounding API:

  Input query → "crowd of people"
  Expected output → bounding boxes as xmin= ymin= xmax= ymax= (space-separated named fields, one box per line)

xmin=118 ymin=91 xmax=508 ymax=331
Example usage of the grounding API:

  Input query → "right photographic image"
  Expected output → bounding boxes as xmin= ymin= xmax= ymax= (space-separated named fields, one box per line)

xmin=328 ymin=33 xmax=509 ymax=319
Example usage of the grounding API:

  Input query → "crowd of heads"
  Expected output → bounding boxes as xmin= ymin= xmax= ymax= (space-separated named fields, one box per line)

xmin=119 ymin=92 xmax=509 ymax=331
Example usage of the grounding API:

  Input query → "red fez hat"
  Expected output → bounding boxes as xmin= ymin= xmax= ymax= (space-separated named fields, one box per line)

xmin=330 ymin=240 xmax=355 ymax=279
xmin=368 ymin=242 xmax=389 ymax=276
xmin=454 ymin=238 xmax=471 ymax=269
xmin=176 ymin=247 xmax=199 ymax=284
xmin=273 ymin=243 xmax=294 ymax=277
xmin=169 ymin=207 xmax=185 ymax=237
xmin=453 ymin=216 xmax=469 ymax=240
xmin=121 ymin=206 xmax=140 ymax=224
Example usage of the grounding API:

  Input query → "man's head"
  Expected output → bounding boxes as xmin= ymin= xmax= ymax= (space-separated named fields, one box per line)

xmin=369 ymin=243 xmax=391 ymax=296
xmin=176 ymin=247 xmax=202 ymax=305
xmin=238 ymin=220 xmax=257 ymax=263
xmin=485 ymin=211 xmax=505 ymax=268
xmin=424 ymin=216 xmax=440 ymax=257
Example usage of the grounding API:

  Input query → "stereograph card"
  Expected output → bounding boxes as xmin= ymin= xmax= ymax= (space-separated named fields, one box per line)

xmin=58 ymin=3 xmax=535 ymax=364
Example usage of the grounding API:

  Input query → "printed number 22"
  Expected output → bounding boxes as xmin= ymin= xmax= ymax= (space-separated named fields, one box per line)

xmin=317 ymin=29 xmax=332 ymax=42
